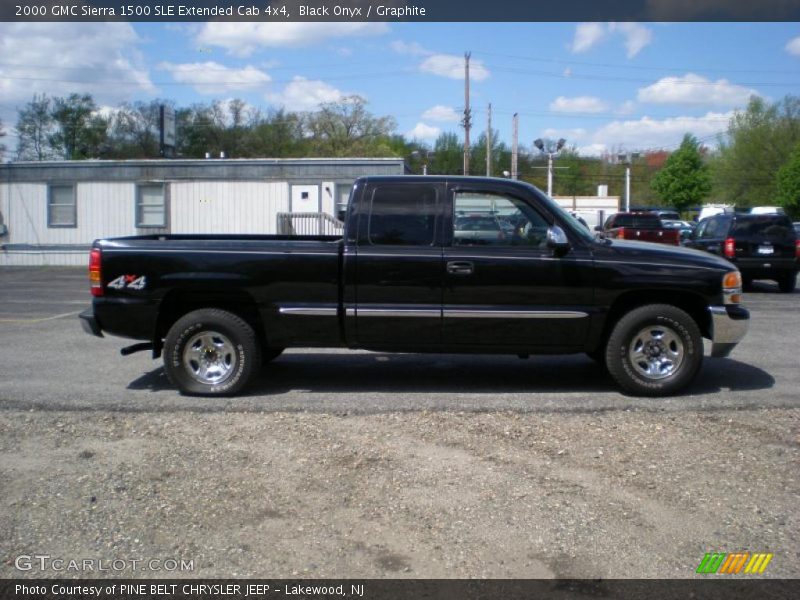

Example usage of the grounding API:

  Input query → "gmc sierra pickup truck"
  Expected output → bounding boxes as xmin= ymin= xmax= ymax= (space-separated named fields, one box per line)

xmin=80 ymin=176 xmax=749 ymax=397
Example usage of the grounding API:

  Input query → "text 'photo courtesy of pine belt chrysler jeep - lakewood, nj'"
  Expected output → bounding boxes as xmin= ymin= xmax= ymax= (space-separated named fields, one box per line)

xmin=80 ymin=176 xmax=751 ymax=398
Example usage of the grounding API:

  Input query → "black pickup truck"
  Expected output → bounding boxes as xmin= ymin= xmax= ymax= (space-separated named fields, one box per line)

xmin=80 ymin=176 xmax=749 ymax=397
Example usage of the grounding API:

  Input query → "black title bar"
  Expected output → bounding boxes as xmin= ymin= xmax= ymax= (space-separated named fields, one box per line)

xmin=2 ymin=579 xmax=800 ymax=600
xmin=4 ymin=0 xmax=800 ymax=22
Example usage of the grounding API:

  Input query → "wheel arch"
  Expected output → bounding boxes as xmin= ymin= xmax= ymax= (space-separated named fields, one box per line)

xmin=154 ymin=289 xmax=268 ymax=357
xmin=592 ymin=289 xmax=711 ymax=353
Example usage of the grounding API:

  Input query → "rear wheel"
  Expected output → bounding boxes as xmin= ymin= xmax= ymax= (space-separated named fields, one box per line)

xmin=777 ymin=273 xmax=797 ymax=293
xmin=606 ymin=304 xmax=703 ymax=397
xmin=164 ymin=308 xmax=260 ymax=396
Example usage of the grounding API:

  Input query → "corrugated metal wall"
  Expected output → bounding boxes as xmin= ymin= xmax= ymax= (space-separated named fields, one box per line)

xmin=170 ymin=181 xmax=289 ymax=234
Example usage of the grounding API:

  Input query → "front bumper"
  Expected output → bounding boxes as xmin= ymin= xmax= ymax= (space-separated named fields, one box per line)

xmin=708 ymin=305 xmax=749 ymax=358
xmin=79 ymin=308 xmax=103 ymax=338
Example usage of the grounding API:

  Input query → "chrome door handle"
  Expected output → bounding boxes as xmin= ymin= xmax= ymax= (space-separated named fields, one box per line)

xmin=447 ymin=261 xmax=474 ymax=275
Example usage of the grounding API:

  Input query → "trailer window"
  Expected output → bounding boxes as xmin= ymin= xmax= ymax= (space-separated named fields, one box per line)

xmin=136 ymin=183 xmax=167 ymax=228
xmin=47 ymin=185 xmax=76 ymax=228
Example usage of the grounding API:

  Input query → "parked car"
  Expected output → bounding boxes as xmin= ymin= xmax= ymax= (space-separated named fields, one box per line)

xmin=686 ymin=213 xmax=799 ymax=292
xmin=81 ymin=175 xmax=749 ymax=397
xmin=661 ymin=219 xmax=696 ymax=243
xmin=454 ymin=215 xmax=507 ymax=244
xmin=598 ymin=212 xmax=682 ymax=245
xmin=750 ymin=206 xmax=785 ymax=215
xmin=651 ymin=209 xmax=681 ymax=221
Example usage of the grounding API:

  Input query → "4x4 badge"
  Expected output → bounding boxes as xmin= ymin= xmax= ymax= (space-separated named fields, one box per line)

xmin=107 ymin=275 xmax=146 ymax=291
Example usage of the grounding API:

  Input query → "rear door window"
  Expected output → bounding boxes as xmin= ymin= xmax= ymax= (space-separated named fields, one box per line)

xmin=366 ymin=184 xmax=438 ymax=246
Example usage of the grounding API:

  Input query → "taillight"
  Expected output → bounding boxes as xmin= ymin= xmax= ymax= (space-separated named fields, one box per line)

xmin=89 ymin=248 xmax=103 ymax=297
xmin=795 ymin=239 xmax=800 ymax=259
xmin=724 ymin=237 xmax=735 ymax=259
xmin=615 ymin=227 xmax=625 ymax=239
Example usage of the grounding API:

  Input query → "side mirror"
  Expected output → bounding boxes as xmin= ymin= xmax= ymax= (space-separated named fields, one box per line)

xmin=546 ymin=226 xmax=571 ymax=254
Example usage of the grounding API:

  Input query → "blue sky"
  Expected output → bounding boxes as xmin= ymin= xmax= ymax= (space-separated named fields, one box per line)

xmin=1 ymin=21 xmax=799 ymax=156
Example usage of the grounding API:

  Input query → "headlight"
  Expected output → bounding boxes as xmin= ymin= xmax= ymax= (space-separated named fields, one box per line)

xmin=723 ymin=271 xmax=742 ymax=304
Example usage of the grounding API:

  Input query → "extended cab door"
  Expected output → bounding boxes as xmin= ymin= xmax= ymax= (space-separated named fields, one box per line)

xmin=349 ymin=180 xmax=445 ymax=349
xmin=441 ymin=183 xmax=594 ymax=350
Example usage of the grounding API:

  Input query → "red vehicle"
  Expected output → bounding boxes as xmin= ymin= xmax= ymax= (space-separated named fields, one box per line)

xmin=598 ymin=212 xmax=682 ymax=245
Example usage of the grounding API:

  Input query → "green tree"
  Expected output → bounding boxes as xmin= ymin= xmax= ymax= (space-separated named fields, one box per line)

xmin=109 ymin=100 xmax=165 ymax=158
xmin=49 ymin=93 xmax=108 ymax=159
xmin=776 ymin=143 xmax=800 ymax=217
xmin=651 ymin=134 xmax=712 ymax=212
xmin=303 ymin=96 xmax=396 ymax=157
xmin=16 ymin=94 xmax=56 ymax=161
xmin=712 ymin=95 xmax=800 ymax=206
xmin=429 ymin=132 xmax=463 ymax=175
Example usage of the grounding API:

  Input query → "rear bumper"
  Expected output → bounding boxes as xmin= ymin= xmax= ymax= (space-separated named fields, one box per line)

xmin=708 ymin=305 xmax=749 ymax=358
xmin=734 ymin=257 xmax=799 ymax=278
xmin=79 ymin=308 xmax=103 ymax=338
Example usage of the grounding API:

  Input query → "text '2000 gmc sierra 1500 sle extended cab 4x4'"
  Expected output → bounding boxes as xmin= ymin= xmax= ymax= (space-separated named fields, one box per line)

xmin=80 ymin=176 xmax=749 ymax=397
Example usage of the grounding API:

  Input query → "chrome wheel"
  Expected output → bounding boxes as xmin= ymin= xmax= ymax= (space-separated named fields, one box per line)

xmin=182 ymin=331 xmax=238 ymax=386
xmin=627 ymin=325 xmax=685 ymax=380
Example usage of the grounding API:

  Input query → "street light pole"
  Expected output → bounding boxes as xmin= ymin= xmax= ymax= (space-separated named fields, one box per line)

xmin=625 ymin=163 xmax=631 ymax=212
xmin=534 ymin=137 xmax=566 ymax=197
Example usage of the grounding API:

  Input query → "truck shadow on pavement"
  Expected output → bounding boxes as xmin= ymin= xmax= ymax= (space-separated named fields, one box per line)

xmin=126 ymin=352 xmax=775 ymax=407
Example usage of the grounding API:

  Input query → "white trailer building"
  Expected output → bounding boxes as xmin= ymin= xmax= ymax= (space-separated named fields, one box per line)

xmin=0 ymin=158 xmax=406 ymax=266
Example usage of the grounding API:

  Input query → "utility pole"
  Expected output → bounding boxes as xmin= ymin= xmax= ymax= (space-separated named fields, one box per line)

xmin=463 ymin=51 xmax=471 ymax=176
xmin=511 ymin=113 xmax=519 ymax=180
xmin=485 ymin=103 xmax=491 ymax=176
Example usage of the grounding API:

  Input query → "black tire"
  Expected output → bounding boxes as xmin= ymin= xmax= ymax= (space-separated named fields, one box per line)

xmin=262 ymin=346 xmax=285 ymax=365
xmin=777 ymin=273 xmax=797 ymax=293
xmin=163 ymin=308 xmax=260 ymax=396
xmin=605 ymin=304 xmax=703 ymax=397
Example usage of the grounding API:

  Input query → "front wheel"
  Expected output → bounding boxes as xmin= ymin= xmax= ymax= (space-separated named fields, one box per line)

xmin=605 ymin=304 xmax=703 ymax=397
xmin=164 ymin=309 xmax=260 ymax=396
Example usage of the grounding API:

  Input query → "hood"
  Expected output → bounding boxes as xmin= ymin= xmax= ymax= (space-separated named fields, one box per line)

xmin=597 ymin=239 xmax=737 ymax=272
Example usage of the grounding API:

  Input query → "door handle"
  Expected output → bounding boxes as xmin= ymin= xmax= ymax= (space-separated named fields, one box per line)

xmin=447 ymin=261 xmax=474 ymax=276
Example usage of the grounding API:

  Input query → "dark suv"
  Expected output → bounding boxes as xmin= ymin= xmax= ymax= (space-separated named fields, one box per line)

xmin=687 ymin=213 xmax=799 ymax=292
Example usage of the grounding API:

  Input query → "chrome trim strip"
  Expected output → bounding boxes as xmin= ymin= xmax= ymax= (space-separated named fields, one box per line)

xmin=278 ymin=307 xmax=337 ymax=316
xmin=444 ymin=310 xmax=589 ymax=319
xmin=355 ymin=309 xmax=441 ymax=318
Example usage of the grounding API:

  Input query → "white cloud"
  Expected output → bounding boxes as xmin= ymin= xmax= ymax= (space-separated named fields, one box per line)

xmin=576 ymin=143 xmax=609 ymax=157
xmin=786 ymin=36 xmax=800 ymax=56
xmin=590 ymin=112 xmax=733 ymax=150
xmin=267 ymin=77 xmax=347 ymax=111
xmin=570 ymin=22 xmax=653 ymax=58
xmin=542 ymin=128 xmax=588 ymax=140
xmin=390 ymin=40 xmax=431 ymax=56
xmin=571 ymin=23 xmax=607 ymax=53
xmin=159 ymin=62 xmax=270 ymax=95
xmin=405 ymin=122 xmax=441 ymax=141
xmin=419 ymin=54 xmax=490 ymax=81
xmin=609 ymin=22 xmax=653 ymax=58
xmin=550 ymin=96 xmax=608 ymax=114
xmin=616 ymin=100 xmax=638 ymax=115
xmin=0 ymin=23 xmax=154 ymax=106
xmin=196 ymin=22 xmax=389 ymax=57
xmin=637 ymin=73 xmax=760 ymax=107
xmin=421 ymin=105 xmax=460 ymax=122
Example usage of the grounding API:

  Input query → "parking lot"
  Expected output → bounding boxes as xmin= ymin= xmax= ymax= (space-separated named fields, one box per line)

xmin=1 ymin=266 xmax=798 ymax=578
